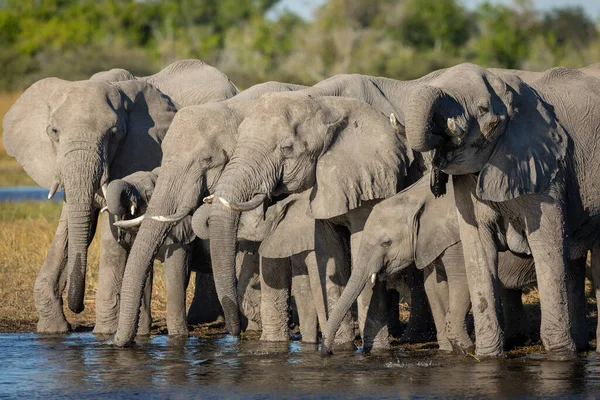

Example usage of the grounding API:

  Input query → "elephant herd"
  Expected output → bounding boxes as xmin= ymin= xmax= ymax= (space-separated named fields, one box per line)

xmin=5 ymin=59 xmax=600 ymax=360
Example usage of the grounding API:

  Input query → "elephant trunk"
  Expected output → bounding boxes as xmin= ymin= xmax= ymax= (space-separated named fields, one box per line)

xmin=106 ymin=179 xmax=137 ymax=216
xmin=63 ymin=150 xmax=103 ymax=314
xmin=114 ymin=171 xmax=203 ymax=346
xmin=321 ymin=243 xmax=384 ymax=355
xmin=209 ymin=148 xmax=277 ymax=336
xmin=405 ymin=85 xmax=449 ymax=152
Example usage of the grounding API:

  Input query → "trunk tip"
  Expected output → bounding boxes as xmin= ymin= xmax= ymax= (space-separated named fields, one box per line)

xmin=113 ymin=333 xmax=135 ymax=348
xmin=67 ymin=297 xmax=85 ymax=314
xmin=320 ymin=343 xmax=333 ymax=357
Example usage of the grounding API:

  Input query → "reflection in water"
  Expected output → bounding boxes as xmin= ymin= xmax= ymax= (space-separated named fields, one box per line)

xmin=0 ymin=333 xmax=599 ymax=398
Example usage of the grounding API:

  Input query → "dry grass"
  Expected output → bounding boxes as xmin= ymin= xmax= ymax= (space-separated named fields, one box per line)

xmin=0 ymin=92 xmax=36 ymax=187
xmin=0 ymin=201 xmax=198 ymax=332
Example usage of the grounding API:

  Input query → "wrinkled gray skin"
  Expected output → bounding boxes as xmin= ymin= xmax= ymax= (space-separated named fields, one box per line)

xmin=404 ymin=63 xmax=600 ymax=358
xmin=209 ymin=93 xmax=425 ymax=351
xmin=321 ymin=175 xmax=537 ymax=355
xmin=111 ymin=82 xmax=309 ymax=347
xmin=106 ymin=171 xmax=223 ymax=334
xmin=2 ymin=60 xmax=238 ymax=334
xmin=193 ymin=191 xmax=319 ymax=343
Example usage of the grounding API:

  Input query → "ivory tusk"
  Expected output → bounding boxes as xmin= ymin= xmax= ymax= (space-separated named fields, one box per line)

xmin=101 ymin=183 xmax=108 ymax=199
xmin=113 ymin=214 xmax=145 ymax=228
xmin=101 ymin=206 xmax=108 ymax=213
xmin=203 ymin=194 xmax=214 ymax=204
xmin=389 ymin=113 xmax=398 ymax=129
xmin=48 ymin=180 xmax=61 ymax=200
xmin=130 ymin=204 xmax=136 ymax=216
xmin=370 ymin=273 xmax=377 ymax=284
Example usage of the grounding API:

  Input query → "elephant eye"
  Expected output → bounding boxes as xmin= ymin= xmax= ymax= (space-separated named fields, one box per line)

xmin=280 ymin=140 xmax=294 ymax=157
xmin=477 ymin=104 xmax=489 ymax=117
xmin=46 ymin=125 xmax=59 ymax=142
xmin=381 ymin=238 xmax=392 ymax=248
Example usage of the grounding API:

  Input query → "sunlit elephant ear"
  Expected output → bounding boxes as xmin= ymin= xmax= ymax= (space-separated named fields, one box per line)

xmin=259 ymin=191 xmax=315 ymax=259
xmin=476 ymin=76 xmax=568 ymax=202
xmin=2 ymin=78 xmax=69 ymax=189
xmin=412 ymin=176 xmax=461 ymax=270
xmin=90 ymin=68 xmax=136 ymax=82
xmin=309 ymin=97 xmax=410 ymax=219
xmin=110 ymin=80 xmax=178 ymax=179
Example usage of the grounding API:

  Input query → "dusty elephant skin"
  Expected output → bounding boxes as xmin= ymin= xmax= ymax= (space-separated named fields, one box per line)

xmin=404 ymin=63 xmax=600 ymax=358
xmin=321 ymin=174 xmax=539 ymax=355
xmin=1 ymin=60 xmax=238 ymax=335
xmin=111 ymin=81 xmax=309 ymax=347
xmin=208 ymin=93 xmax=426 ymax=352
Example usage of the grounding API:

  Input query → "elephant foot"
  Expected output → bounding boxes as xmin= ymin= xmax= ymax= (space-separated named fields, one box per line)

xmin=300 ymin=331 xmax=319 ymax=344
xmin=437 ymin=337 xmax=453 ymax=353
xmin=260 ymin=333 xmax=289 ymax=342
xmin=136 ymin=322 xmax=151 ymax=337
xmin=450 ymin=342 xmax=475 ymax=356
xmin=37 ymin=317 xmax=71 ymax=334
xmin=545 ymin=347 xmax=578 ymax=361
xmin=504 ymin=334 xmax=531 ymax=350
xmin=474 ymin=347 xmax=505 ymax=358
xmin=167 ymin=325 xmax=189 ymax=336
xmin=93 ymin=320 xmax=118 ymax=335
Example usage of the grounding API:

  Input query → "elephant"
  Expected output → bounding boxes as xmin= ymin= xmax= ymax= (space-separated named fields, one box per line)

xmin=1 ymin=59 xmax=238 ymax=334
xmin=403 ymin=62 xmax=600 ymax=358
xmin=207 ymin=92 xmax=427 ymax=352
xmin=110 ymin=81 xmax=313 ymax=346
xmin=105 ymin=170 xmax=223 ymax=334
xmin=321 ymin=174 xmax=538 ymax=355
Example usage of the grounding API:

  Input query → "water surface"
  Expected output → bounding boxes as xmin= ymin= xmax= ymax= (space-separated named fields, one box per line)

xmin=0 ymin=333 xmax=598 ymax=398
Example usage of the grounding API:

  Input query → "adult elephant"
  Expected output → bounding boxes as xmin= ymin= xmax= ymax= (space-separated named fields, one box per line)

xmin=207 ymin=93 xmax=425 ymax=351
xmin=321 ymin=174 xmax=537 ymax=354
xmin=404 ymin=63 xmax=600 ymax=358
xmin=2 ymin=60 xmax=238 ymax=334
xmin=110 ymin=82 xmax=309 ymax=346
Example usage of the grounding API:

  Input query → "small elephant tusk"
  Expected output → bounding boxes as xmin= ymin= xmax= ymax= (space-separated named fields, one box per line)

xmin=101 ymin=206 xmax=108 ymax=213
xmin=130 ymin=204 xmax=136 ymax=216
xmin=370 ymin=273 xmax=377 ymax=284
xmin=218 ymin=197 xmax=233 ymax=209
xmin=113 ymin=214 xmax=145 ymax=228
xmin=203 ymin=194 xmax=214 ymax=204
xmin=446 ymin=118 xmax=464 ymax=137
xmin=48 ymin=180 xmax=61 ymax=200
xmin=389 ymin=113 xmax=398 ymax=129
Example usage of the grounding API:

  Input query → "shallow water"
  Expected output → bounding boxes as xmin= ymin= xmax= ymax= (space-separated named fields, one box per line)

xmin=1 ymin=333 xmax=599 ymax=398
xmin=0 ymin=187 xmax=62 ymax=202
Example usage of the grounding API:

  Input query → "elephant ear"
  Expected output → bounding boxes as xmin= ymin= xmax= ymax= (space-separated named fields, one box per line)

xmin=2 ymin=78 xmax=69 ymax=189
xmin=412 ymin=176 xmax=461 ymax=269
xmin=259 ymin=192 xmax=315 ymax=258
xmin=476 ymin=79 xmax=568 ymax=202
xmin=110 ymin=80 xmax=178 ymax=179
xmin=309 ymin=97 xmax=410 ymax=219
xmin=165 ymin=216 xmax=196 ymax=246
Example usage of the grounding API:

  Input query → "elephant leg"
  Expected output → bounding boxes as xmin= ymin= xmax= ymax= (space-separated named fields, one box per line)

xmin=524 ymin=199 xmax=576 ymax=358
xmin=237 ymin=250 xmax=262 ymax=330
xmin=34 ymin=205 xmax=71 ymax=333
xmin=259 ymin=257 xmax=291 ymax=342
xmin=591 ymin=248 xmax=600 ymax=353
xmin=442 ymin=243 xmax=474 ymax=354
xmin=94 ymin=215 xmax=128 ymax=335
xmin=136 ymin=268 xmax=153 ymax=336
xmin=501 ymin=287 xmax=530 ymax=349
xmin=163 ymin=244 xmax=191 ymax=336
xmin=453 ymin=175 xmax=504 ymax=357
xmin=401 ymin=267 xmax=436 ymax=343
xmin=305 ymin=250 xmax=328 ymax=335
xmin=291 ymin=252 xmax=318 ymax=344
xmin=314 ymin=220 xmax=355 ymax=347
xmin=422 ymin=264 xmax=451 ymax=351
xmin=566 ymin=257 xmax=588 ymax=351
xmin=187 ymin=272 xmax=223 ymax=325
xmin=387 ymin=289 xmax=403 ymax=338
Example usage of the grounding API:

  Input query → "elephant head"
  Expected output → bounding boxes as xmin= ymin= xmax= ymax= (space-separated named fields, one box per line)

xmin=320 ymin=174 xmax=460 ymax=353
xmin=110 ymin=101 xmax=251 ymax=346
xmin=208 ymin=93 xmax=415 ymax=336
xmin=404 ymin=63 xmax=567 ymax=202
xmin=2 ymin=77 xmax=177 ymax=314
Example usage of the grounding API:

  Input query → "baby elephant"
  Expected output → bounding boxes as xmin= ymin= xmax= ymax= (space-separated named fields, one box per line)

xmin=322 ymin=174 xmax=536 ymax=355
xmin=105 ymin=170 xmax=224 ymax=336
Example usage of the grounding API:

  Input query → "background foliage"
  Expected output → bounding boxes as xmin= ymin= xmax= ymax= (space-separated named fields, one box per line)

xmin=0 ymin=0 xmax=598 ymax=91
